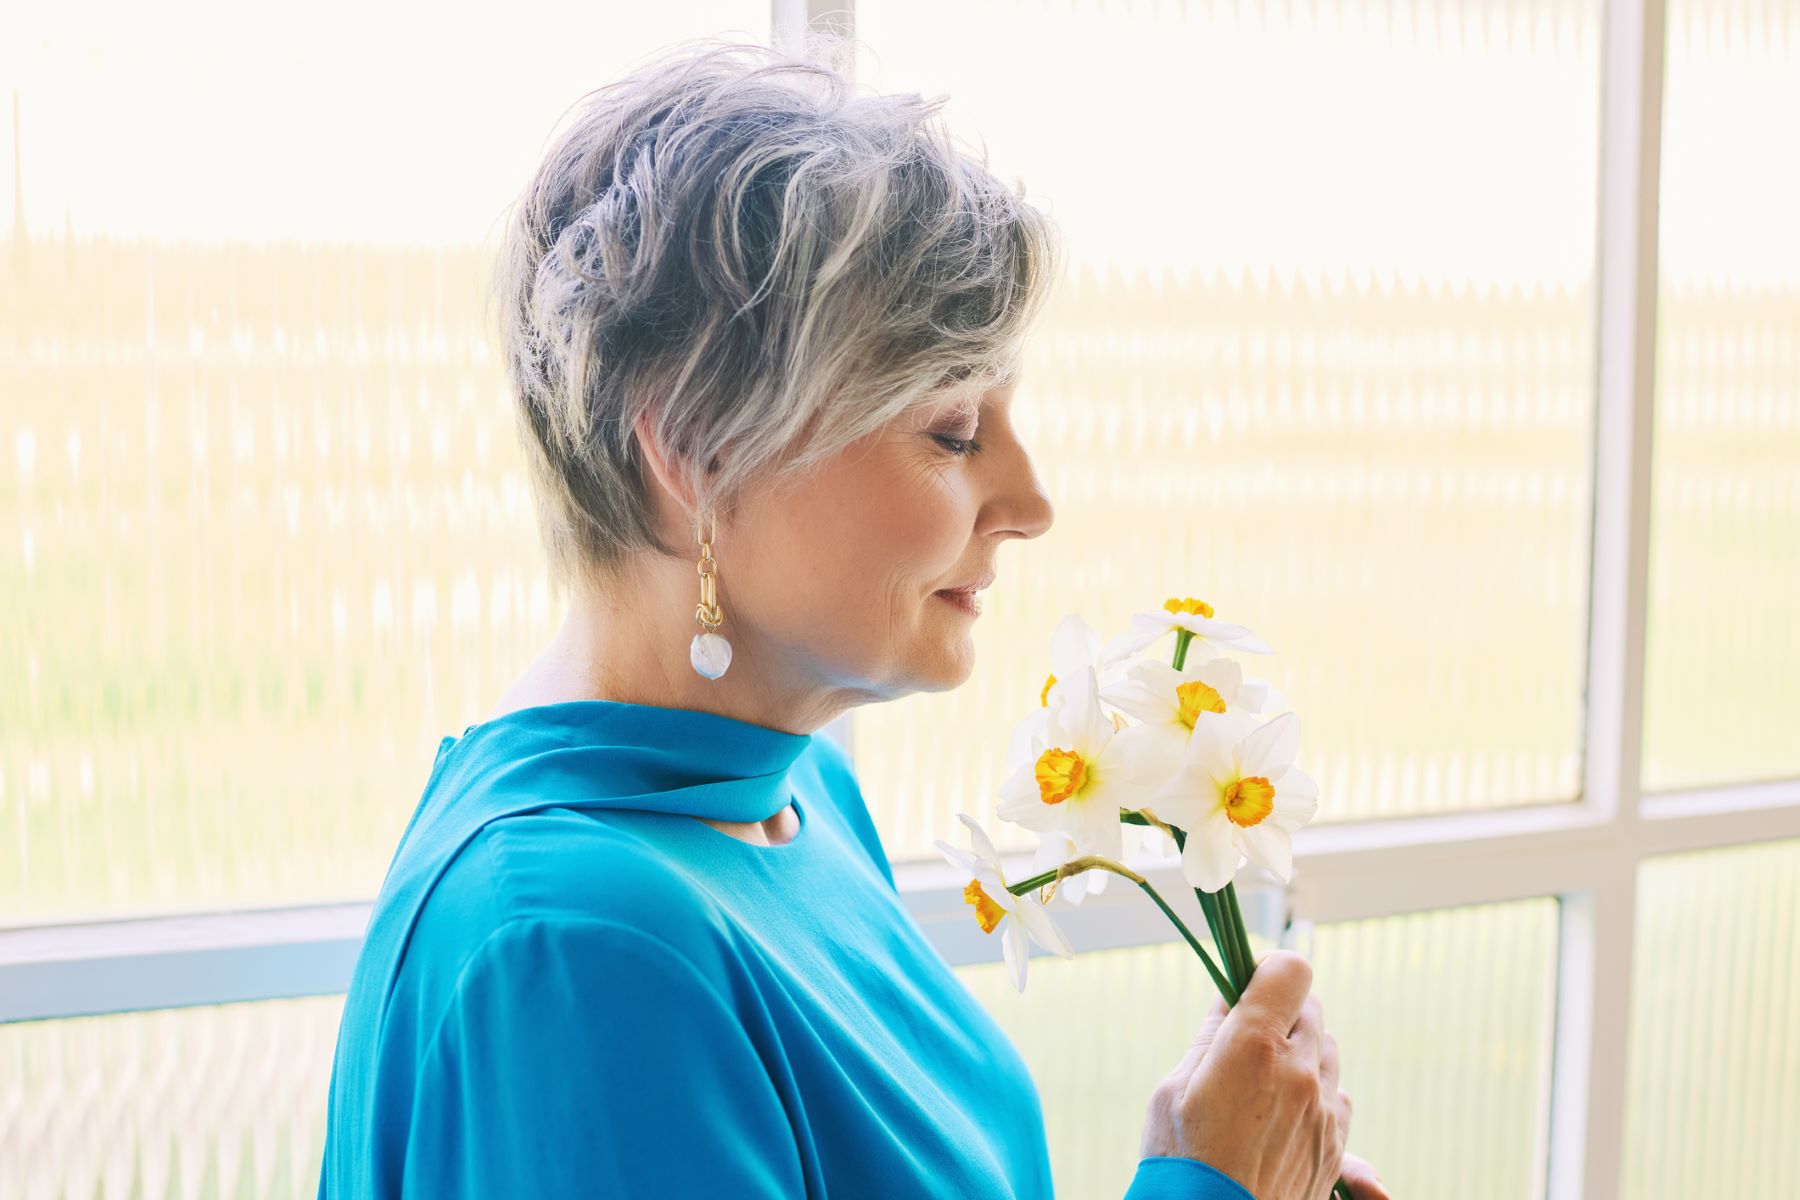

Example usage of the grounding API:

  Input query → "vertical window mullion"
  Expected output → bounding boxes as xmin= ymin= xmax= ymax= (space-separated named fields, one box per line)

xmin=1551 ymin=0 xmax=1667 ymax=1195
xmin=772 ymin=0 xmax=855 ymax=57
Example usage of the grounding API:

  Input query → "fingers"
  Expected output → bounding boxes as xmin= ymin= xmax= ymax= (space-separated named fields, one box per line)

xmin=1319 ymin=1029 xmax=1340 ymax=1093
xmin=1338 ymin=1151 xmax=1390 ymax=1200
xmin=1232 ymin=949 xmax=1312 ymax=1033
xmin=1287 ymin=992 xmax=1323 ymax=1072
xmin=1164 ymin=994 xmax=1230 ymax=1086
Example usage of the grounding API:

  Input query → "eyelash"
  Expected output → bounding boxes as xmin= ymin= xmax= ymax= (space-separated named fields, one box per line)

xmin=933 ymin=433 xmax=983 ymax=457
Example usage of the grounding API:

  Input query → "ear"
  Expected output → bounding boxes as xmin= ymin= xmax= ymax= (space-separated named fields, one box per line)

xmin=632 ymin=408 xmax=698 ymax=521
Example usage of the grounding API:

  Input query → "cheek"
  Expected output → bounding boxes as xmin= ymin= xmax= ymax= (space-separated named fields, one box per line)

xmin=740 ymin=446 xmax=973 ymax=629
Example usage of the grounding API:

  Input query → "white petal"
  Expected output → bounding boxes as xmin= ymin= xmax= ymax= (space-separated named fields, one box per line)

xmin=1071 ymin=792 xmax=1125 ymax=861
xmin=1179 ymin=806 xmax=1242 ymax=893
xmin=1056 ymin=868 xmax=1093 ymax=905
xmin=1049 ymin=613 xmax=1103 ymax=679
xmin=1013 ymin=895 xmax=1076 ymax=958
xmin=1101 ymin=660 xmax=1182 ymax=727
xmin=935 ymin=839 xmax=980 ymax=876
xmin=1143 ymin=764 xmax=1214 ymax=831
xmin=1181 ymin=615 xmax=1274 ymax=655
xmin=1237 ymin=712 xmax=1300 ymax=779
xmin=1095 ymin=722 xmax=1186 ymax=805
xmin=998 ymin=797 xmax=1062 ymax=836
xmin=1182 ymin=713 xmax=1248 ymax=790
xmin=1007 ymin=707 xmax=1050 ymax=770
xmin=956 ymin=812 xmax=1002 ymax=866
xmin=1029 ymin=832 xmax=1077 ymax=886
xmin=999 ymin=758 xmax=1046 ymax=808
xmin=1238 ymin=821 xmax=1295 ymax=882
xmin=1104 ymin=612 xmax=1176 ymax=661
xmin=1051 ymin=666 xmax=1113 ymax=754
xmin=1269 ymin=766 xmax=1321 ymax=828
xmin=1191 ymin=656 xmax=1245 ymax=700
xmin=1235 ymin=678 xmax=1275 ymax=713
xmin=1003 ymin=919 xmax=1029 ymax=992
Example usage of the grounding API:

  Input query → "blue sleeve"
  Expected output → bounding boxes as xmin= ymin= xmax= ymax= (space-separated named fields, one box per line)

xmin=1124 ymin=1156 xmax=1257 ymax=1199
xmin=401 ymin=915 xmax=808 ymax=1198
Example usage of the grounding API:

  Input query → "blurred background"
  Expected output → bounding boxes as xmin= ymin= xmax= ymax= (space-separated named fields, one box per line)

xmin=1 ymin=1 xmax=1795 ymax=1197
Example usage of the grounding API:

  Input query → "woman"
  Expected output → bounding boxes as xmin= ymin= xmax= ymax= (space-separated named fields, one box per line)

xmin=318 ymin=37 xmax=1386 ymax=1200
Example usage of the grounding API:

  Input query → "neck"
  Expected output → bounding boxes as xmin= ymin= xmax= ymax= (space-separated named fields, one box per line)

xmin=488 ymin=566 xmax=849 ymax=738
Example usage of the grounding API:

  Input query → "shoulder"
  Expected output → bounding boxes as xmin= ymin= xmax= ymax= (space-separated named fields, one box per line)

xmin=414 ymin=807 xmax=744 ymax=992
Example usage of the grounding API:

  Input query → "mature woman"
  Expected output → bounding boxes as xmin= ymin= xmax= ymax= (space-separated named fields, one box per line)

xmin=318 ymin=37 xmax=1384 ymax=1200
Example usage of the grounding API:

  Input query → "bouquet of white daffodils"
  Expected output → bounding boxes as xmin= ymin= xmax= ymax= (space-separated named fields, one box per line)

xmin=936 ymin=595 xmax=1319 ymax=1005
xmin=939 ymin=596 xmax=1349 ymax=1198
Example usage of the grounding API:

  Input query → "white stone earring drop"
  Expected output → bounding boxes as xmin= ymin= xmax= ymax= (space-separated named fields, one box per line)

xmin=690 ymin=510 xmax=732 ymax=680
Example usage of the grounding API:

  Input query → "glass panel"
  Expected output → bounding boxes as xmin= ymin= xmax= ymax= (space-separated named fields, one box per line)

xmin=0 ymin=9 xmax=770 ymax=921
xmin=1624 ymin=838 xmax=1800 ymax=1197
xmin=1642 ymin=0 xmax=1800 ymax=790
xmin=958 ymin=897 xmax=1559 ymax=1199
xmin=852 ymin=0 xmax=1602 ymax=861
xmin=0 ymin=994 xmax=342 ymax=1198
xmin=11 ymin=899 xmax=1562 ymax=1198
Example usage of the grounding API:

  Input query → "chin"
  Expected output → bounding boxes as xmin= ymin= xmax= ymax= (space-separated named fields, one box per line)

xmin=911 ymin=636 xmax=978 ymax=693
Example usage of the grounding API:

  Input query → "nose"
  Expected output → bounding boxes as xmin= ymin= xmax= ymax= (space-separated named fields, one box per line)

xmin=989 ymin=424 xmax=1055 ymax=542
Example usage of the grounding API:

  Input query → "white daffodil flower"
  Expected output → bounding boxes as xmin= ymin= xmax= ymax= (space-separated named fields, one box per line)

xmin=1029 ymin=829 xmax=1109 ymax=904
xmin=935 ymin=813 xmax=1075 ymax=992
xmin=1008 ymin=613 xmax=1135 ymax=771
xmin=1145 ymin=710 xmax=1320 ymax=893
xmin=1100 ymin=653 xmax=1286 ymax=775
xmin=1103 ymin=596 xmax=1275 ymax=664
xmin=996 ymin=660 xmax=1170 ymax=864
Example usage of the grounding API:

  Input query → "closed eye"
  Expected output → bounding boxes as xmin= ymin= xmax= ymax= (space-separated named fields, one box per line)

xmin=932 ymin=433 xmax=983 ymax=457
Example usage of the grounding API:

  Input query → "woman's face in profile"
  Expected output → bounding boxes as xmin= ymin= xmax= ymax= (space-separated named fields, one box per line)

xmin=727 ymin=373 xmax=1055 ymax=702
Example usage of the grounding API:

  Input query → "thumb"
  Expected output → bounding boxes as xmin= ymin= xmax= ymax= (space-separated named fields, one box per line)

xmin=1338 ymin=1152 xmax=1391 ymax=1200
xmin=1163 ymin=994 xmax=1231 ymax=1086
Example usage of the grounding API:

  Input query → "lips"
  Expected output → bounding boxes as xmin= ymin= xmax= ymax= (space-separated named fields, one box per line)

xmin=941 ymin=570 xmax=997 ymax=594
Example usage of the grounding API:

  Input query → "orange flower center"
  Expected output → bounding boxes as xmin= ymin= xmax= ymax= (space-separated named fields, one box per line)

xmin=1035 ymin=747 xmax=1088 ymax=805
xmin=1224 ymin=775 xmax=1276 ymax=828
xmin=1176 ymin=679 xmax=1227 ymax=727
xmin=963 ymin=879 xmax=1007 ymax=934
xmin=1163 ymin=596 xmax=1216 ymax=618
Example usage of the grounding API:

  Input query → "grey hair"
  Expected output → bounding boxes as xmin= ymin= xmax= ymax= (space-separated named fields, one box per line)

xmin=484 ymin=34 xmax=1064 ymax=592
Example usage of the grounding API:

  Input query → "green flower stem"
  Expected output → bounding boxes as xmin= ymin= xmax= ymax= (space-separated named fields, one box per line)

xmin=1170 ymin=825 xmax=1247 ymax=991
xmin=1005 ymin=856 xmax=1237 ymax=1004
xmin=1165 ymin=630 xmax=1242 ymax=988
xmin=1221 ymin=881 xmax=1260 ymax=985
xmin=1172 ymin=619 xmax=1352 ymax=1200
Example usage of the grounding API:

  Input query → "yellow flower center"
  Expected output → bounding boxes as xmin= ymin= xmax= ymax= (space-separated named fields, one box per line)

xmin=1176 ymin=679 xmax=1226 ymax=727
xmin=1034 ymin=747 xmax=1089 ymax=805
xmin=963 ymin=879 xmax=1007 ymax=934
xmin=1224 ymin=775 xmax=1276 ymax=828
xmin=1040 ymin=672 xmax=1057 ymax=706
xmin=1163 ymin=596 xmax=1216 ymax=618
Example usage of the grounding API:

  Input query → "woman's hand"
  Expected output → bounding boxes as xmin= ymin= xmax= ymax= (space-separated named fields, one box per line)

xmin=1139 ymin=950 xmax=1382 ymax=1200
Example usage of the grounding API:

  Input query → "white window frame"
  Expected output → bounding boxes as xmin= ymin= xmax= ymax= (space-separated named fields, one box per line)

xmin=3 ymin=4 xmax=1796 ymax=1199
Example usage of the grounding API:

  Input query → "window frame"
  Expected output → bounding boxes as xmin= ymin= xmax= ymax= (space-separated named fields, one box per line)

xmin=3 ymin=4 xmax=1796 ymax=1200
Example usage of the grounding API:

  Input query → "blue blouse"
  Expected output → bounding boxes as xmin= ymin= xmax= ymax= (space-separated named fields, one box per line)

xmin=317 ymin=699 xmax=1252 ymax=1199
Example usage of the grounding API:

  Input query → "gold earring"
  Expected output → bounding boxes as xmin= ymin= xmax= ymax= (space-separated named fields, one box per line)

xmin=690 ymin=509 xmax=731 ymax=679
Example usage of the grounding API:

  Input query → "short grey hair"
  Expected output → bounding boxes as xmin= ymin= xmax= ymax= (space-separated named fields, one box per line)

xmin=485 ymin=35 xmax=1064 ymax=591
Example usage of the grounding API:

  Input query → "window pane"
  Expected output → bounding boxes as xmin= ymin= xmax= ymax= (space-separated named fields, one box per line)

xmin=0 ymin=994 xmax=342 ymax=1197
xmin=851 ymin=0 xmax=1602 ymax=860
xmin=0 ymin=10 xmax=769 ymax=921
xmin=1643 ymin=0 xmax=1800 ymax=790
xmin=958 ymin=898 xmax=1559 ymax=1199
xmin=1624 ymin=838 xmax=1800 ymax=1196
